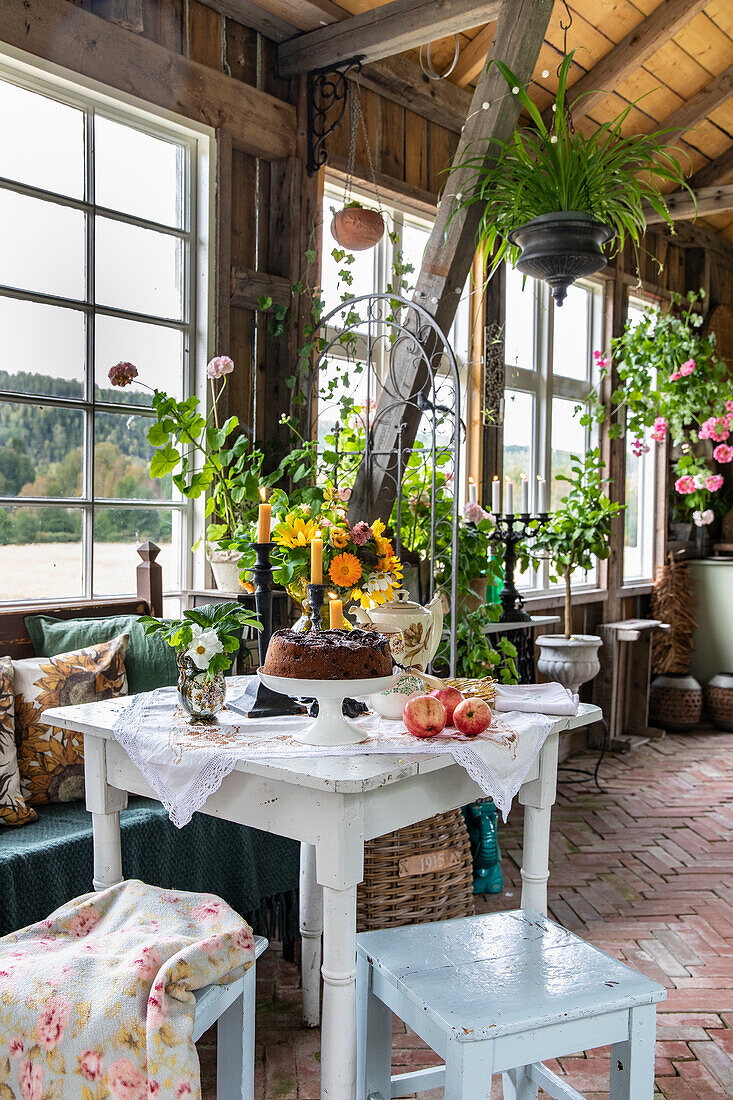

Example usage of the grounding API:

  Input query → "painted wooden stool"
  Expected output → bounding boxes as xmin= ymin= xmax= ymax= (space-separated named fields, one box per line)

xmin=356 ymin=909 xmax=666 ymax=1100
xmin=193 ymin=934 xmax=268 ymax=1100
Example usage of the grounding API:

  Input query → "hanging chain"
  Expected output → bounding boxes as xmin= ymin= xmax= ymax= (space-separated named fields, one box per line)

xmin=552 ymin=0 xmax=575 ymax=136
xmin=344 ymin=74 xmax=384 ymax=215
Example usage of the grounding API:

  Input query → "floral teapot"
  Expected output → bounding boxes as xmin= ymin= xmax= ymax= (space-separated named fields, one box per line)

xmin=351 ymin=589 xmax=443 ymax=671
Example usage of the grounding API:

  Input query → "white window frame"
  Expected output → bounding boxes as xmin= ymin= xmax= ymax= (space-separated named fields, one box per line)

xmin=622 ymin=294 xmax=658 ymax=585
xmin=504 ymin=271 xmax=603 ymax=594
xmin=0 ymin=45 xmax=215 ymax=606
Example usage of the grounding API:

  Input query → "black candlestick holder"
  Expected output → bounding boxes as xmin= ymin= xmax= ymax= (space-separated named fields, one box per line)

xmin=240 ymin=541 xmax=306 ymax=719
xmin=306 ymin=583 xmax=328 ymax=631
xmin=491 ymin=512 xmax=549 ymax=623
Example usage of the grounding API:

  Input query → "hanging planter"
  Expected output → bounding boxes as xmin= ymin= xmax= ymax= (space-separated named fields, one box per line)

xmin=331 ymin=203 xmax=385 ymax=251
xmin=508 ymin=212 xmax=613 ymax=307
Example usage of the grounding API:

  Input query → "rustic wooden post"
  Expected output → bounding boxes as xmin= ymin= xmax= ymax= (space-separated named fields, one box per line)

xmin=137 ymin=542 xmax=163 ymax=617
xmin=348 ymin=0 xmax=554 ymax=523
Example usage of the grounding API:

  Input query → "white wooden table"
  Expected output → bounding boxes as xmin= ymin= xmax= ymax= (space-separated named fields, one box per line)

xmin=42 ymin=698 xmax=600 ymax=1100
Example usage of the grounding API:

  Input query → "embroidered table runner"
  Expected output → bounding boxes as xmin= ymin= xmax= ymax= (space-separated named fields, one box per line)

xmin=112 ymin=681 xmax=557 ymax=828
xmin=0 ymin=878 xmax=255 ymax=1100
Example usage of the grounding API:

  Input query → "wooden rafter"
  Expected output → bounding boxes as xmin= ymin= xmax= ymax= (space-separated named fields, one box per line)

xmin=658 ymin=64 xmax=733 ymax=145
xmin=566 ymin=0 xmax=709 ymax=124
xmin=204 ymin=0 xmax=343 ymax=37
xmin=278 ymin=0 xmax=501 ymax=77
xmin=691 ymin=145 xmax=733 ymax=190
xmin=644 ymin=183 xmax=733 ymax=223
xmin=356 ymin=56 xmax=471 ymax=132
xmin=348 ymin=0 xmax=555 ymax=523
xmin=449 ymin=22 xmax=496 ymax=88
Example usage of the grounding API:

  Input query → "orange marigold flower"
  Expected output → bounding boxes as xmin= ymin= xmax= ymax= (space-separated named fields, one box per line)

xmin=329 ymin=552 xmax=362 ymax=588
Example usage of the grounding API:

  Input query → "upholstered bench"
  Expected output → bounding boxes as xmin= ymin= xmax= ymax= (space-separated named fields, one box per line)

xmin=356 ymin=909 xmax=666 ymax=1100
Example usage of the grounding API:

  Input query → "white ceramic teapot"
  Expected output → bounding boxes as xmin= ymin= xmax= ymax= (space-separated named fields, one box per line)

xmin=351 ymin=589 xmax=443 ymax=671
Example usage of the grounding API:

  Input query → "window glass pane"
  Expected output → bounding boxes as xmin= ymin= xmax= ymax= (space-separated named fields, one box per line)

xmin=95 ymin=316 xmax=184 ymax=404
xmin=0 ymin=403 xmax=83 ymax=497
xmin=552 ymin=284 xmax=590 ymax=381
xmin=400 ymin=221 xmax=428 ymax=293
xmin=93 ymin=506 xmax=178 ymax=596
xmin=0 ymin=297 xmax=85 ymax=399
xmin=0 ymin=506 xmax=83 ymax=599
xmin=503 ymin=390 xmax=534 ymax=500
xmin=94 ymin=411 xmax=172 ymax=500
xmin=95 ymin=116 xmax=184 ymax=228
xmin=0 ymin=191 xmax=85 ymax=299
xmin=0 ymin=81 xmax=84 ymax=198
xmin=95 ymin=217 xmax=183 ymax=320
xmin=504 ymin=265 xmax=535 ymax=370
xmin=550 ymin=397 xmax=586 ymax=511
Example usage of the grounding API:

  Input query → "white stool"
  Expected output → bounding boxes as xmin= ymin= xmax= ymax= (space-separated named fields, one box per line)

xmin=356 ymin=910 xmax=666 ymax=1100
xmin=193 ymin=934 xmax=268 ymax=1100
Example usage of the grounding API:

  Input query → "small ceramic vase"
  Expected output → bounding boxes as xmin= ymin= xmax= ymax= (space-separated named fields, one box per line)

xmin=176 ymin=652 xmax=226 ymax=721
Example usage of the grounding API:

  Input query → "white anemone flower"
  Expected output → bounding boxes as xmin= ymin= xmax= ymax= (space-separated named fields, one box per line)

xmin=185 ymin=624 xmax=224 ymax=670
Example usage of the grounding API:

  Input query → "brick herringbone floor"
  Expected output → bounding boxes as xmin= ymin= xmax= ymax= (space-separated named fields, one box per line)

xmin=198 ymin=728 xmax=733 ymax=1098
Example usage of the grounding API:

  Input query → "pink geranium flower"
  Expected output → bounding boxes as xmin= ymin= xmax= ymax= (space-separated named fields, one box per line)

xmin=18 ymin=1060 xmax=43 ymax=1100
xmin=675 ymin=475 xmax=696 ymax=495
xmin=107 ymin=1058 xmax=147 ymax=1100
xmin=631 ymin=438 xmax=650 ymax=457
xmin=713 ymin=443 xmax=733 ymax=464
xmin=669 ymin=371 xmax=681 ymax=382
xmin=680 ymin=359 xmax=695 ymax=376
xmin=108 ymin=361 xmax=138 ymax=387
xmin=593 ymin=350 xmax=611 ymax=370
xmin=68 ymin=904 xmax=100 ymax=939
xmin=706 ymin=474 xmax=724 ymax=492
xmin=651 ymin=416 xmax=667 ymax=442
xmin=699 ymin=416 xmax=731 ymax=443
xmin=726 ymin=400 xmax=733 ymax=414
xmin=36 ymin=995 xmax=72 ymax=1050
xmin=206 ymin=355 xmax=234 ymax=379
xmin=78 ymin=1050 xmax=104 ymax=1081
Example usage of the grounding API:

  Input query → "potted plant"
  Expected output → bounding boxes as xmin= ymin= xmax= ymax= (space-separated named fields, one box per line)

xmin=330 ymin=200 xmax=385 ymax=251
xmin=449 ymin=52 xmax=688 ymax=305
xmin=522 ymin=450 xmax=625 ymax=693
xmin=139 ymin=603 xmax=261 ymax=720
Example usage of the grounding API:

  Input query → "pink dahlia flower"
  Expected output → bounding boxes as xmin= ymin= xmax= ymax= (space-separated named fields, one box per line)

xmin=680 ymin=359 xmax=696 ymax=376
xmin=206 ymin=355 xmax=234 ymax=379
xmin=674 ymin=475 xmax=696 ymax=495
xmin=108 ymin=361 xmax=138 ymax=387
xmin=713 ymin=443 xmax=733 ymax=464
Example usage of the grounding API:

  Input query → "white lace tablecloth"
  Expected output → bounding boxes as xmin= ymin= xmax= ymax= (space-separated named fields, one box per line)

xmin=112 ymin=681 xmax=557 ymax=828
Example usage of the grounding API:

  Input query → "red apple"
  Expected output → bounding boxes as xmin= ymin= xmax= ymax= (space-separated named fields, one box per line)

xmin=403 ymin=695 xmax=447 ymax=738
xmin=453 ymin=697 xmax=492 ymax=736
xmin=429 ymin=686 xmax=464 ymax=724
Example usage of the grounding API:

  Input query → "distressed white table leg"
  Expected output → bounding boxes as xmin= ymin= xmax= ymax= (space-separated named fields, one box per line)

xmin=300 ymin=841 xmax=323 ymax=1027
xmin=321 ymin=884 xmax=358 ymax=1100
xmin=84 ymin=733 xmax=126 ymax=890
xmin=609 ymin=1004 xmax=657 ymax=1099
xmin=519 ymin=730 xmax=559 ymax=915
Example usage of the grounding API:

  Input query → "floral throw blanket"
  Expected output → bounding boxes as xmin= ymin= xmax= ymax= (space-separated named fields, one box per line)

xmin=0 ymin=879 xmax=256 ymax=1100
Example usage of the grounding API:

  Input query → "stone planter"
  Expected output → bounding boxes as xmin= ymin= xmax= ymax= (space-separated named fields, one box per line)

xmin=535 ymin=634 xmax=602 ymax=694
xmin=649 ymin=672 xmax=702 ymax=731
xmin=705 ymin=672 xmax=733 ymax=731
xmin=207 ymin=545 xmax=244 ymax=592
xmin=507 ymin=212 xmax=613 ymax=307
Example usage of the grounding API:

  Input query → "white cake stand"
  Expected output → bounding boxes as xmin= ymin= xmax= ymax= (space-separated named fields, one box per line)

xmin=257 ymin=668 xmax=400 ymax=747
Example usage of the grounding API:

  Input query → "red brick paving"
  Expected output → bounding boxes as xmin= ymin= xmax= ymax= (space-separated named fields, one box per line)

xmin=198 ymin=728 xmax=733 ymax=1097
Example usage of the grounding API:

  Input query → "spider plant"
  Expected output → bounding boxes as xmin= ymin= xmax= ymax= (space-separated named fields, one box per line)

xmin=450 ymin=51 xmax=692 ymax=274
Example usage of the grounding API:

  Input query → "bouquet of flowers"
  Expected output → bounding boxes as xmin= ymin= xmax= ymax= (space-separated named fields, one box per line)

xmin=139 ymin=603 xmax=260 ymax=678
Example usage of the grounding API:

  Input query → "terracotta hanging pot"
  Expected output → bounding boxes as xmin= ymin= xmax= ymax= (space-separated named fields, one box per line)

xmin=330 ymin=205 xmax=385 ymax=251
xmin=507 ymin=211 xmax=614 ymax=307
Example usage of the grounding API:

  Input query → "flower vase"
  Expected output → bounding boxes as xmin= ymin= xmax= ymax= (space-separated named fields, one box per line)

xmin=176 ymin=652 xmax=226 ymax=720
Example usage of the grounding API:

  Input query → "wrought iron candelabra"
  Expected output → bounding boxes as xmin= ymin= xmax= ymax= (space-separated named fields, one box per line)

xmin=241 ymin=542 xmax=306 ymax=719
xmin=491 ymin=512 xmax=549 ymax=623
xmin=306 ymin=583 xmax=328 ymax=631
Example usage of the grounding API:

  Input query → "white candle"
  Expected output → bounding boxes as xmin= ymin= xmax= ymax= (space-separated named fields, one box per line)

xmin=505 ymin=477 xmax=513 ymax=515
xmin=520 ymin=475 xmax=529 ymax=514
xmin=468 ymin=476 xmax=477 ymax=504
xmin=537 ymin=475 xmax=547 ymax=513
xmin=492 ymin=475 xmax=501 ymax=515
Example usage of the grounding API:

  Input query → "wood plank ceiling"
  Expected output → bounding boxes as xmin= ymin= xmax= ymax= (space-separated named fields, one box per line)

xmin=226 ymin=0 xmax=733 ymax=244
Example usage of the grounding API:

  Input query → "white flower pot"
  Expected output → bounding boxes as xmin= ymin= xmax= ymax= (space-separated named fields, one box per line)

xmin=207 ymin=545 xmax=244 ymax=592
xmin=535 ymin=634 xmax=602 ymax=694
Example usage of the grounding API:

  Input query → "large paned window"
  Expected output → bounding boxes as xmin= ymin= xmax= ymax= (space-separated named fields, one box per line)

xmin=503 ymin=266 xmax=602 ymax=591
xmin=623 ymin=298 xmax=657 ymax=582
xmin=0 ymin=60 xmax=209 ymax=603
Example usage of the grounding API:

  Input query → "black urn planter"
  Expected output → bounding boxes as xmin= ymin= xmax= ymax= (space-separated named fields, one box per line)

xmin=507 ymin=212 xmax=614 ymax=306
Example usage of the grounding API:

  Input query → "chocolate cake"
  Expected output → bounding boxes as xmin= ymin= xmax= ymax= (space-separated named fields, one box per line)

xmin=264 ymin=628 xmax=393 ymax=680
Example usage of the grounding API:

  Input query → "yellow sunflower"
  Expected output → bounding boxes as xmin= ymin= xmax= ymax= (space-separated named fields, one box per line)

xmin=371 ymin=519 xmax=386 ymax=538
xmin=273 ymin=513 xmax=322 ymax=549
xmin=329 ymin=552 xmax=363 ymax=588
xmin=330 ymin=526 xmax=351 ymax=549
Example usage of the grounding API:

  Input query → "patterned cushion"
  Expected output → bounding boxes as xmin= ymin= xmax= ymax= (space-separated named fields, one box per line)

xmin=12 ymin=634 xmax=129 ymax=805
xmin=0 ymin=656 xmax=36 ymax=826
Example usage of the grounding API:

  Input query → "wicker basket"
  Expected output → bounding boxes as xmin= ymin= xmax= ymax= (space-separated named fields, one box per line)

xmin=357 ymin=809 xmax=475 ymax=932
xmin=705 ymin=676 xmax=733 ymax=731
xmin=649 ymin=673 xmax=702 ymax=731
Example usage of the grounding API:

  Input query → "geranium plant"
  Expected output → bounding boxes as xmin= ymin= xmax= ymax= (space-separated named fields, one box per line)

xmin=139 ymin=603 xmax=261 ymax=679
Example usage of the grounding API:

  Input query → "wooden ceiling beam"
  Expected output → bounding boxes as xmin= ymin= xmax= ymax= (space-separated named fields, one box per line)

xmin=0 ymin=0 xmax=296 ymax=160
xmin=658 ymin=63 xmax=733 ymax=145
xmin=348 ymin=0 xmax=554 ymax=522
xmin=204 ymin=0 xmax=343 ymax=37
xmin=691 ymin=145 xmax=733 ymax=190
xmin=356 ymin=55 xmax=471 ymax=133
xmin=278 ymin=0 xmax=501 ymax=77
xmin=449 ymin=21 xmax=496 ymax=88
xmin=644 ymin=183 xmax=733 ymax=224
xmin=567 ymin=0 xmax=709 ymax=124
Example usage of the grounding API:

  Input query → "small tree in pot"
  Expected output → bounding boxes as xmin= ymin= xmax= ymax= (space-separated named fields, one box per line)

xmin=521 ymin=450 xmax=625 ymax=692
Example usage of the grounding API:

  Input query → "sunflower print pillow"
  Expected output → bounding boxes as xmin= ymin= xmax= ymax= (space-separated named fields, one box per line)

xmin=14 ymin=634 xmax=129 ymax=805
xmin=0 ymin=655 xmax=37 ymax=826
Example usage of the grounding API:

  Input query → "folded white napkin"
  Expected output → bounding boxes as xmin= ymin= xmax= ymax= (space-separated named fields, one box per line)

xmin=493 ymin=682 xmax=579 ymax=716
